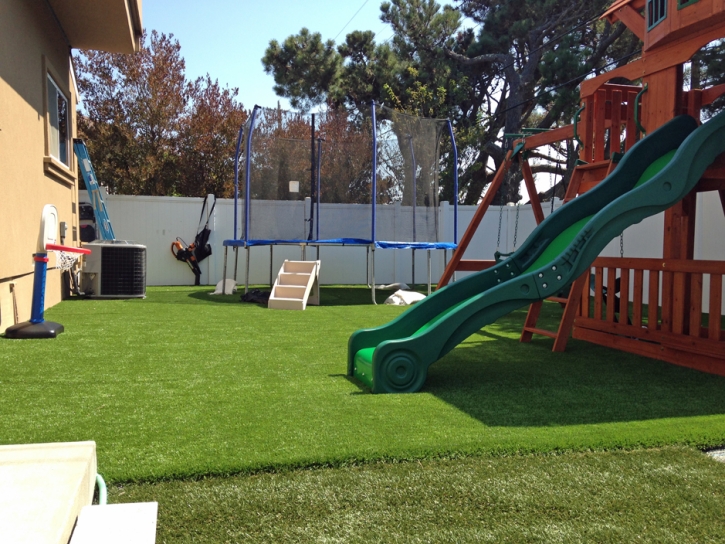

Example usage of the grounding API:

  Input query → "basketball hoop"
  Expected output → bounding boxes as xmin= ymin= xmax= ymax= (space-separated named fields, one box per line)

xmin=45 ymin=243 xmax=91 ymax=271
xmin=5 ymin=208 xmax=93 ymax=339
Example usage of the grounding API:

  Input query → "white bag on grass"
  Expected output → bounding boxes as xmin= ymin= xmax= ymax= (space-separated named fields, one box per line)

xmin=384 ymin=289 xmax=426 ymax=306
xmin=210 ymin=279 xmax=237 ymax=295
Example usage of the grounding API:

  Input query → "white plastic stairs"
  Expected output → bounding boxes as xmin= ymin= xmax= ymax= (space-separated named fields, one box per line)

xmin=268 ymin=260 xmax=320 ymax=310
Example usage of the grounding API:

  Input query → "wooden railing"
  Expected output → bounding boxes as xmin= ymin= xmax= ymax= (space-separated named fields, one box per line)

xmin=579 ymin=84 xmax=642 ymax=164
xmin=574 ymin=257 xmax=725 ymax=375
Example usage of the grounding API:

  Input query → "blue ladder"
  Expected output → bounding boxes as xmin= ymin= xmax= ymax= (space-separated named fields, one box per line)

xmin=73 ymin=139 xmax=115 ymax=240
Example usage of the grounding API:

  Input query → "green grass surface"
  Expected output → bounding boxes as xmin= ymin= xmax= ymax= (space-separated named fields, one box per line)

xmin=115 ymin=447 xmax=725 ymax=543
xmin=1 ymin=286 xmax=724 ymax=483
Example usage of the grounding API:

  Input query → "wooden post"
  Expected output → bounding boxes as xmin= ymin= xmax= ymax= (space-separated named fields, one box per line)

xmin=520 ymin=159 xmax=545 ymax=224
xmin=437 ymin=151 xmax=513 ymax=288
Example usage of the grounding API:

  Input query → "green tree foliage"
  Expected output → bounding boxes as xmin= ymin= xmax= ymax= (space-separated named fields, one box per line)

xmin=261 ymin=28 xmax=341 ymax=111
xmin=75 ymin=31 xmax=247 ymax=197
xmin=261 ymin=0 xmax=640 ymax=205
xmin=691 ymin=39 xmax=725 ymax=118
xmin=178 ymin=76 xmax=247 ymax=197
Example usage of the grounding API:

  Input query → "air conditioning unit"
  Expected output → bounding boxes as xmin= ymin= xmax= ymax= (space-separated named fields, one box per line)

xmin=81 ymin=241 xmax=147 ymax=298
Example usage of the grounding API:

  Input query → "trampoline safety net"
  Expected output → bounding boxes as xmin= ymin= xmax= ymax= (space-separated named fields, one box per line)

xmin=374 ymin=104 xmax=450 ymax=247
xmin=232 ymin=103 xmax=456 ymax=248
xmin=245 ymin=107 xmax=313 ymax=241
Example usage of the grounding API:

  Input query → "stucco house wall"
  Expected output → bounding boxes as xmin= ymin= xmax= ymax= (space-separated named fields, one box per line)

xmin=0 ymin=0 xmax=141 ymax=333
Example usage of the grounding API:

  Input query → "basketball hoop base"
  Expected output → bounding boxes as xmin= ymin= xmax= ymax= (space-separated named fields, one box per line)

xmin=4 ymin=206 xmax=91 ymax=340
xmin=4 ymin=320 xmax=64 ymax=339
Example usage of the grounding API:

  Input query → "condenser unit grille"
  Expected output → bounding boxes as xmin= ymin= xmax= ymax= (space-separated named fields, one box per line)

xmin=100 ymin=247 xmax=146 ymax=296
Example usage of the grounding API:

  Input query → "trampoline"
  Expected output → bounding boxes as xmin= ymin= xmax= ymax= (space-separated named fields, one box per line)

xmin=223 ymin=103 xmax=459 ymax=301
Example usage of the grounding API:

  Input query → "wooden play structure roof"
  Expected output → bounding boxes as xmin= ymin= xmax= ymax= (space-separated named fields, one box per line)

xmin=603 ymin=0 xmax=725 ymax=51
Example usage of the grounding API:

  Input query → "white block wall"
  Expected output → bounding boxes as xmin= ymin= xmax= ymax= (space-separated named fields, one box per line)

xmin=81 ymin=191 xmax=724 ymax=311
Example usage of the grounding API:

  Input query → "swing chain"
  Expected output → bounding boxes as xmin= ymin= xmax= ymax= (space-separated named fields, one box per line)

xmin=548 ymin=144 xmax=554 ymax=207
xmin=513 ymin=203 xmax=520 ymax=249
xmin=620 ymin=232 xmax=624 ymax=258
xmin=496 ymin=197 xmax=503 ymax=250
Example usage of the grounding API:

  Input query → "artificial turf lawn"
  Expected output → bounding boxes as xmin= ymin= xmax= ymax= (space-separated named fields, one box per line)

xmin=1 ymin=286 xmax=724 ymax=483
xmin=114 ymin=447 xmax=725 ymax=543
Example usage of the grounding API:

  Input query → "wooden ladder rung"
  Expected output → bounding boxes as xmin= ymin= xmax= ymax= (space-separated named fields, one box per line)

xmin=520 ymin=273 xmax=589 ymax=352
xmin=522 ymin=327 xmax=558 ymax=339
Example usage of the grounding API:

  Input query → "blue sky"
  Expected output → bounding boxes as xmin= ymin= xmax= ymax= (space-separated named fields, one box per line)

xmin=142 ymin=0 xmax=399 ymax=111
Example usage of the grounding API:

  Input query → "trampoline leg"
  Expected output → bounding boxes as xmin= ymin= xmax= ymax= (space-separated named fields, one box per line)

xmin=223 ymin=247 xmax=229 ymax=294
xmin=412 ymin=248 xmax=415 ymax=288
xmin=371 ymin=246 xmax=377 ymax=305
xmin=302 ymin=244 xmax=306 ymax=261
xmin=269 ymin=246 xmax=274 ymax=287
xmin=244 ymin=246 xmax=249 ymax=295
xmin=233 ymin=246 xmax=239 ymax=282
xmin=427 ymin=250 xmax=431 ymax=295
xmin=234 ymin=246 xmax=240 ymax=281
xmin=366 ymin=246 xmax=371 ymax=288
xmin=316 ymin=257 xmax=321 ymax=303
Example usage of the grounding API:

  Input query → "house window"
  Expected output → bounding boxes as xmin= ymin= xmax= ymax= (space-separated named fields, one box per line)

xmin=677 ymin=0 xmax=700 ymax=8
xmin=647 ymin=0 xmax=668 ymax=30
xmin=47 ymin=74 xmax=70 ymax=165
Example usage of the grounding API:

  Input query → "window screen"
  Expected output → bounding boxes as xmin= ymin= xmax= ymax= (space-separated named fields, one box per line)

xmin=47 ymin=75 xmax=69 ymax=165
xmin=647 ymin=0 xmax=668 ymax=30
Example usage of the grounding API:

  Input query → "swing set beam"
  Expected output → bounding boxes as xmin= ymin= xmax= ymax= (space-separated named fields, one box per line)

xmin=438 ymin=136 xmax=550 ymax=288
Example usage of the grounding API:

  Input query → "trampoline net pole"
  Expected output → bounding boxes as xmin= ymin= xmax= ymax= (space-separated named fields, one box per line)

xmin=371 ymin=246 xmax=376 ymax=305
xmin=427 ymin=249 xmax=431 ymax=295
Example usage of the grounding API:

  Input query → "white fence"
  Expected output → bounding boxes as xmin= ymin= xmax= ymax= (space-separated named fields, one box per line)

xmin=85 ymin=191 xmax=724 ymax=309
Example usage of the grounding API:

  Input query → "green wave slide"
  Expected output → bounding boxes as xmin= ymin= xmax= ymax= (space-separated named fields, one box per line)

xmin=348 ymin=111 xmax=725 ymax=393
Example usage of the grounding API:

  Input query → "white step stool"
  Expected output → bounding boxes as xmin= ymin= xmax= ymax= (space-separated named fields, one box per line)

xmin=268 ymin=260 xmax=321 ymax=310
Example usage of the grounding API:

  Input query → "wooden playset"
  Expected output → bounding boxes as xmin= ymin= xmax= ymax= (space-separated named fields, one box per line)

xmin=439 ymin=0 xmax=725 ymax=376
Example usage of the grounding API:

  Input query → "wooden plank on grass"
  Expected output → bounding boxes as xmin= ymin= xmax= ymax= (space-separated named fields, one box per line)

xmin=572 ymin=326 xmax=725 ymax=376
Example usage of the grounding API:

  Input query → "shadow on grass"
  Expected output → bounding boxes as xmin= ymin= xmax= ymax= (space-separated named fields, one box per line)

xmin=425 ymin=308 xmax=725 ymax=427
xmin=330 ymin=373 xmax=371 ymax=394
xmin=186 ymin=290 xmax=252 ymax=305
xmin=182 ymin=286 xmax=390 ymax=306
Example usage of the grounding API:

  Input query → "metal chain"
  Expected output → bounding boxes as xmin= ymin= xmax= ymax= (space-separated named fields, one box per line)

xmin=513 ymin=203 xmax=520 ymax=249
xmin=548 ymin=145 xmax=553 ymax=190
xmin=549 ymin=145 xmax=555 ymax=215
xmin=620 ymin=232 xmax=624 ymax=258
xmin=496 ymin=198 xmax=503 ymax=250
